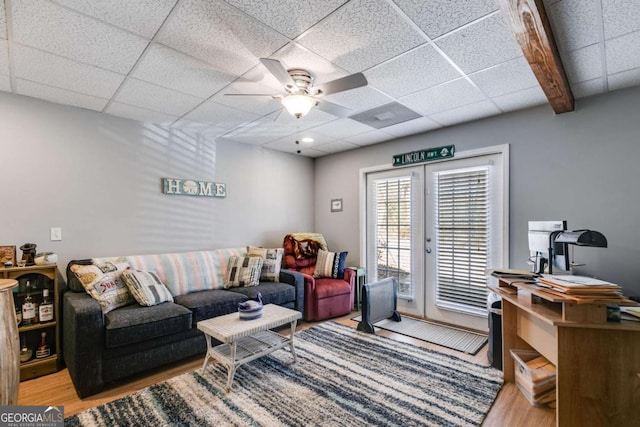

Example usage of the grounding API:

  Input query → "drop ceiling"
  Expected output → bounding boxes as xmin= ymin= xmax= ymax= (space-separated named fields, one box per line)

xmin=1 ymin=0 xmax=639 ymax=157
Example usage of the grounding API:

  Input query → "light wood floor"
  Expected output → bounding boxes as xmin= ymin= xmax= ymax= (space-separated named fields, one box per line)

xmin=18 ymin=312 xmax=555 ymax=426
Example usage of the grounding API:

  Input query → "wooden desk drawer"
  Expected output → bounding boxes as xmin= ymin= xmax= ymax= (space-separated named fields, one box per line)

xmin=517 ymin=310 xmax=557 ymax=365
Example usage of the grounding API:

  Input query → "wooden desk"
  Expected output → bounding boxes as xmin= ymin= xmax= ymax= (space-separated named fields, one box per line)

xmin=490 ymin=277 xmax=640 ymax=426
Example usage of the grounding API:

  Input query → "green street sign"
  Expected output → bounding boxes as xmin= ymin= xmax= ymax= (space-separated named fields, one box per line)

xmin=392 ymin=145 xmax=455 ymax=167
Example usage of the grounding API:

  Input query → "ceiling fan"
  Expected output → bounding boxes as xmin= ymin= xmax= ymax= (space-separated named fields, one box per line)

xmin=225 ymin=58 xmax=368 ymax=119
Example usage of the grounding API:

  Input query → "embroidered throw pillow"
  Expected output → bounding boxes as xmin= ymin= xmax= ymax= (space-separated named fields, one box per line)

xmin=224 ymin=256 xmax=264 ymax=288
xmin=247 ymin=246 xmax=283 ymax=282
xmin=122 ymin=269 xmax=174 ymax=306
xmin=70 ymin=261 xmax=134 ymax=313
xmin=313 ymin=249 xmax=348 ymax=279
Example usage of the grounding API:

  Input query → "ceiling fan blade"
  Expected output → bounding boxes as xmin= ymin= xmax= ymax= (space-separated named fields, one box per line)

xmin=315 ymin=99 xmax=351 ymax=118
xmin=314 ymin=73 xmax=367 ymax=96
xmin=260 ymin=58 xmax=296 ymax=89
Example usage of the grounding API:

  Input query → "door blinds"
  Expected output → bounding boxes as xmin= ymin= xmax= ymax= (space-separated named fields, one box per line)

xmin=373 ymin=175 xmax=414 ymax=299
xmin=434 ymin=167 xmax=489 ymax=311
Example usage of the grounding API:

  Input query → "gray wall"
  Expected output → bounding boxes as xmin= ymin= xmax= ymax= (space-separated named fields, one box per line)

xmin=315 ymin=86 xmax=640 ymax=296
xmin=0 ymin=92 xmax=314 ymax=274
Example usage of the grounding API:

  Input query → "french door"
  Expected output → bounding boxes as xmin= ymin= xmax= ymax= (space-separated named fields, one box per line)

xmin=365 ymin=147 xmax=507 ymax=330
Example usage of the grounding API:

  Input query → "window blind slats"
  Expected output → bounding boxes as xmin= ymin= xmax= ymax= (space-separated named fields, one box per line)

xmin=373 ymin=176 xmax=414 ymax=298
xmin=435 ymin=167 xmax=490 ymax=310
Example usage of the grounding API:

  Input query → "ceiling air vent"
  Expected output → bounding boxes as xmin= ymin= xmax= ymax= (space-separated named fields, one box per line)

xmin=349 ymin=102 xmax=422 ymax=129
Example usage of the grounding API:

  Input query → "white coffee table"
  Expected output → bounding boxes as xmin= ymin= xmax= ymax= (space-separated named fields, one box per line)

xmin=197 ymin=304 xmax=302 ymax=393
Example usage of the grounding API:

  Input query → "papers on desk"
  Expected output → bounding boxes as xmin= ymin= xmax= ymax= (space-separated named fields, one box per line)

xmin=537 ymin=275 xmax=621 ymax=294
xmin=487 ymin=268 xmax=539 ymax=280
xmin=621 ymin=307 xmax=640 ymax=321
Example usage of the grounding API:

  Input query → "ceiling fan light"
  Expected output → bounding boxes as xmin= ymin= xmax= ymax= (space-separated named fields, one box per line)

xmin=281 ymin=94 xmax=316 ymax=118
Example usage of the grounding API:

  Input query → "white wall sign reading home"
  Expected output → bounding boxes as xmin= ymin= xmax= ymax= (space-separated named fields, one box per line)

xmin=162 ymin=178 xmax=226 ymax=198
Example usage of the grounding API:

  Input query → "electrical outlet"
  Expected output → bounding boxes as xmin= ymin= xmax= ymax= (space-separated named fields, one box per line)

xmin=50 ymin=227 xmax=62 ymax=241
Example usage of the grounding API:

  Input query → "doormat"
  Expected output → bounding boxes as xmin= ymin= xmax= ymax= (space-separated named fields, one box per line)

xmin=353 ymin=315 xmax=488 ymax=355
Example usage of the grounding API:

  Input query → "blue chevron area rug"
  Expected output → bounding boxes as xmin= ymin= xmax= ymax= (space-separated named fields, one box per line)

xmin=65 ymin=322 xmax=502 ymax=427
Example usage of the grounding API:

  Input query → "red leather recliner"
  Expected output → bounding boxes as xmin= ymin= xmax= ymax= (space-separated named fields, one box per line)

xmin=282 ymin=233 xmax=355 ymax=321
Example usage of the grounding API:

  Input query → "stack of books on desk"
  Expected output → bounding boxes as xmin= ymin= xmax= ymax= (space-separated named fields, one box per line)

xmin=535 ymin=275 xmax=623 ymax=302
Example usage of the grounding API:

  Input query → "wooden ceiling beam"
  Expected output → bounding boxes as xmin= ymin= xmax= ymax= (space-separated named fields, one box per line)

xmin=497 ymin=0 xmax=574 ymax=113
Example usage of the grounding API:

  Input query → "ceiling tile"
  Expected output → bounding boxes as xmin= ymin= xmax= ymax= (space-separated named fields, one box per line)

xmin=274 ymin=129 xmax=341 ymax=149
xmin=0 ymin=74 xmax=11 ymax=92
xmin=16 ymin=78 xmax=108 ymax=111
xmin=157 ymin=0 xmax=288 ymax=76
xmin=217 ymin=117 xmax=299 ymax=145
xmin=470 ymin=56 xmax=539 ymax=97
xmin=0 ymin=40 xmax=8 ymax=75
xmin=12 ymin=44 xmax=125 ymax=98
xmin=297 ymin=0 xmax=425 ymax=72
xmin=263 ymin=136 xmax=312 ymax=153
xmin=212 ymin=91 xmax=282 ymax=116
xmin=436 ymin=13 xmax=522 ymax=74
xmin=264 ymin=134 xmax=341 ymax=156
xmin=546 ymin=0 xmax=599 ymax=52
xmin=491 ymin=85 xmax=548 ymax=112
xmin=393 ymin=0 xmax=497 ymax=39
xmin=429 ymin=100 xmax=501 ymax=126
xmin=173 ymin=119 xmax=230 ymax=138
xmin=314 ymin=140 xmax=359 ymax=153
xmin=12 ymin=0 xmax=148 ymax=74
xmin=399 ymin=78 xmax=486 ymax=116
xmin=106 ymin=102 xmax=179 ymax=124
xmin=564 ymin=44 xmax=602 ymax=83
xmin=199 ymin=126 xmax=231 ymax=140
xmin=51 ymin=0 xmax=176 ymax=39
xmin=133 ymin=43 xmax=236 ymax=98
xmin=608 ymin=68 xmax=640 ymax=91
xmin=572 ymin=77 xmax=605 ymax=98
xmin=0 ymin=1 xmax=6 ymax=39
xmin=310 ymin=118 xmax=372 ymax=139
xmin=602 ymin=0 xmax=640 ymax=40
xmin=182 ymin=100 xmax=261 ymax=129
xmin=302 ymin=149 xmax=331 ymax=158
xmin=365 ymin=44 xmax=460 ymax=98
xmin=344 ymin=129 xmax=393 ymax=146
xmin=224 ymin=0 xmax=348 ymax=39
xmin=114 ymin=78 xmax=204 ymax=116
xmin=382 ymin=116 xmax=441 ymax=137
xmin=323 ymin=85 xmax=393 ymax=113
xmin=606 ymin=30 xmax=640 ymax=75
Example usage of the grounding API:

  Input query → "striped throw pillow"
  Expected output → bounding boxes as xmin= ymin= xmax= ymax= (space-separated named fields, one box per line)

xmin=122 ymin=269 xmax=174 ymax=306
xmin=247 ymin=246 xmax=283 ymax=282
xmin=313 ymin=249 xmax=348 ymax=279
xmin=225 ymin=256 xmax=264 ymax=288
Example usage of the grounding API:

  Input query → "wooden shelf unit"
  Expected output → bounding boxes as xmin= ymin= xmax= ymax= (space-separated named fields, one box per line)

xmin=1 ymin=265 xmax=61 ymax=381
xmin=489 ymin=276 xmax=640 ymax=426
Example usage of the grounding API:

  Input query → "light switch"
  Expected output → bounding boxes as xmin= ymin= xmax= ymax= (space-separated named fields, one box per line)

xmin=50 ymin=227 xmax=62 ymax=241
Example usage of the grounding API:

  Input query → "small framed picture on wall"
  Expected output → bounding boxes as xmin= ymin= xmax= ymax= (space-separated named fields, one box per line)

xmin=331 ymin=199 xmax=343 ymax=212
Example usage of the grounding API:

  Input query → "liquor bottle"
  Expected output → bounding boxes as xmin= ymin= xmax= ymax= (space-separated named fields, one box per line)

xmin=39 ymin=288 xmax=54 ymax=323
xmin=20 ymin=335 xmax=33 ymax=363
xmin=35 ymin=332 xmax=50 ymax=359
xmin=21 ymin=281 xmax=36 ymax=326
